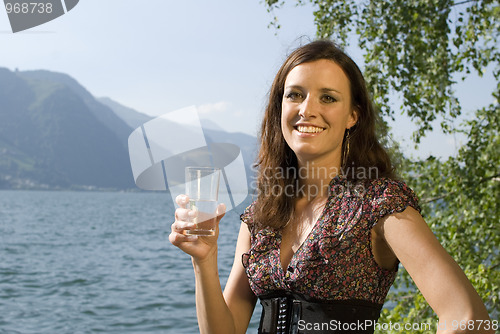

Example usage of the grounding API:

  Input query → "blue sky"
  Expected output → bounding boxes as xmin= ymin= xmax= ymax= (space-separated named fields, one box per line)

xmin=0 ymin=0 xmax=495 ymax=159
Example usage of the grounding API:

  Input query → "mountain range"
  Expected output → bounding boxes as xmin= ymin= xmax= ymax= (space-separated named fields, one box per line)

xmin=0 ymin=67 xmax=257 ymax=190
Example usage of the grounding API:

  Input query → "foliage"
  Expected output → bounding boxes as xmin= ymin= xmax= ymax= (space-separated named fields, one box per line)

xmin=394 ymin=101 xmax=500 ymax=331
xmin=262 ymin=0 xmax=499 ymax=330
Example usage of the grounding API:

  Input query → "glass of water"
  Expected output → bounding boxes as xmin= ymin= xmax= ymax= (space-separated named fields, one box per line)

xmin=184 ymin=167 xmax=221 ymax=236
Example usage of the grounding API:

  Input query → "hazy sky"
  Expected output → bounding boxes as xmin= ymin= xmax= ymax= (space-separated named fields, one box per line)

xmin=0 ymin=0 xmax=495 ymax=158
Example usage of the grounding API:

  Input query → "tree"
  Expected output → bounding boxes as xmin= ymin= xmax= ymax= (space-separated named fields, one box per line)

xmin=262 ymin=0 xmax=499 ymax=331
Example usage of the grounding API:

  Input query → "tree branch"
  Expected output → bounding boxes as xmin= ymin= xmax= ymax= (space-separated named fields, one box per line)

xmin=451 ymin=0 xmax=476 ymax=7
xmin=421 ymin=192 xmax=453 ymax=204
xmin=421 ymin=173 xmax=500 ymax=204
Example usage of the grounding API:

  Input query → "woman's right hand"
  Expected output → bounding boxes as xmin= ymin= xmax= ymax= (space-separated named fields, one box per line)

xmin=169 ymin=194 xmax=226 ymax=262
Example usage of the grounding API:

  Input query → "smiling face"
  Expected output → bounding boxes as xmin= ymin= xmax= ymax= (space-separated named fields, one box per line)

xmin=281 ymin=59 xmax=358 ymax=168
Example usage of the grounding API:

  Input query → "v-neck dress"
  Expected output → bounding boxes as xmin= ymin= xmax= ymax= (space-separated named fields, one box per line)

xmin=241 ymin=176 xmax=420 ymax=306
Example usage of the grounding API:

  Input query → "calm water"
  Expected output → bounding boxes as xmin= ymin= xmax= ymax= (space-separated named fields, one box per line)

xmin=0 ymin=190 xmax=260 ymax=334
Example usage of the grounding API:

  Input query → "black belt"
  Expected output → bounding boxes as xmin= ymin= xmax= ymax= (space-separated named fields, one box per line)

xmin=258 ymin=294 xmax=382 ymax=334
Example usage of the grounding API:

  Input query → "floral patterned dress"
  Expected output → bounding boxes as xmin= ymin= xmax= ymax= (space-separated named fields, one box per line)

xmin=241 ymin=176 xmax=420 ymax=308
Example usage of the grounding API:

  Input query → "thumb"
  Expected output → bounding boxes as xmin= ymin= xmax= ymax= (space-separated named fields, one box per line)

xmin=216 ymin=203 xmax=226 ymax=221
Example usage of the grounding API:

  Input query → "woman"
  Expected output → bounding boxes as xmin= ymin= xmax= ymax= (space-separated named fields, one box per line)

xmin=170 ymin=40 xmax=492 ymax=334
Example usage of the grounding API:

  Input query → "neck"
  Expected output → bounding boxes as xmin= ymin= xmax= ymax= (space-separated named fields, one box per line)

xmin=296 ymin=155 xmax=341 ymax=199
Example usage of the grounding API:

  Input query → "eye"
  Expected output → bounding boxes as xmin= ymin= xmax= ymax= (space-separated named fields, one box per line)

xmin=321 ymin=95 xmax=337 ymax=103
xmin=285 ymin=91 xmax=303 ymax=101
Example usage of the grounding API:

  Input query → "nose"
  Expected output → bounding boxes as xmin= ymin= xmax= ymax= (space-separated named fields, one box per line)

xmin=298 ymin=95 xmax=317 ymax=119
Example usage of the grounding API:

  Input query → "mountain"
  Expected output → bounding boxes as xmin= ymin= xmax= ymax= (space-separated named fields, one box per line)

xmin=204 ymin=128 xmax=258 ymax=186
xmin=0 ymin=67 xmax=134 ymax=190
xmin=0 ymin=68 xmax=258 ymax=191
xmin=97 ymin=97 xmax=152 ymax=129
xmin=200 ymin=118 xmax=226 ymax=132
xmin=18 ymin=70 xmax=133 ymax=148
xmin=100 ymin=97 xmax=259 ymax=190
xmin=99 ymin=96 xmax=229 ymax=134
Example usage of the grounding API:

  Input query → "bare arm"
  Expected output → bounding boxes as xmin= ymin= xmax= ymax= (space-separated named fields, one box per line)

xmin=192 ymin=223 xmax=256 ymax=334
xmin=223 ymin=223 xmax=258 ymax=333
xmin=170 ymin=195 xmax=255 ymax=334
xmin=379 ymin=207 xmax=493 ymax=334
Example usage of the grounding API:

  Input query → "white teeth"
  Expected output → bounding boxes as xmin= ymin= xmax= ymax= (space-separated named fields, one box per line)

xmin=296 ymin=125 xmax=324 ymax=133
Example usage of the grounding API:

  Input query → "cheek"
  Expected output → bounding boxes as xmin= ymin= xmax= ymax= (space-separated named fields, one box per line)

xmin=280 ymin=107 xmax=294 ymax=144
xmin=281 ymin=104 xmax=295 ymax=126
xmin=280 ymin=111 xmax=290 ymax=140
xmin=280 ymin=106 xmax=288 ymax=130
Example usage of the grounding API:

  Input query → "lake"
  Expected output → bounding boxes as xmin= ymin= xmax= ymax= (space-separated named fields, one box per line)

xmin=0 ymin=190 xmax=261 ymax=334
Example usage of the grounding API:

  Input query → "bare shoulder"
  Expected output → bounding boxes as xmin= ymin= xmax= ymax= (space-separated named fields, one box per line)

xmin=371 ymin=206 xmax=428 ymax=270
xmin=378 ymin=206 xmax=453 ymax=274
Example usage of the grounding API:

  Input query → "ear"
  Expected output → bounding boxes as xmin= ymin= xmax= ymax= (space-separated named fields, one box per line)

xmin=347 ymin=108 xmax=358 ymax=129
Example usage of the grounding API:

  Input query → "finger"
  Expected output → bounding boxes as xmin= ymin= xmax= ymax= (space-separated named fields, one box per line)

xmin=169 ymin=231 xmax=198 ymax=246
xmin=171 ymin=220 xmax=197 ymax=233
xmin=175 ymin=207 xmax=197 ymax=222
xmin=175 ymin=194 xmax=190 ymax=209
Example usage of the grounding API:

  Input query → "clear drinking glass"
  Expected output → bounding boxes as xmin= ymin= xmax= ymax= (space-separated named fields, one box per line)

xmin=184 ymin=167 xmax=220 ymax=236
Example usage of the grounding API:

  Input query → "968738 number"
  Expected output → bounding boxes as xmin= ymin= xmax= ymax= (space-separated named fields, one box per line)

xmin=5 ymin=2 xmax=53 ymax=14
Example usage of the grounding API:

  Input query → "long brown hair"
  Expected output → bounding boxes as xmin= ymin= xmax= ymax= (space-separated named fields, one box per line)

xmin=253 ymin=40 xmax=394 ymax=229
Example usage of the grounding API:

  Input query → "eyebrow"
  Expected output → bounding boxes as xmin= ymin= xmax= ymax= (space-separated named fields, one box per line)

xmin=284 ymin=85 xmax=342 ymax=94
xmin=320 ymin=87 xmax=341 ymax=94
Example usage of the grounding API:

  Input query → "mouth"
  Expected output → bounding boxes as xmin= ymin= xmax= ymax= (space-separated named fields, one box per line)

xmin=295 ymin=125 xmax=325 ymax=134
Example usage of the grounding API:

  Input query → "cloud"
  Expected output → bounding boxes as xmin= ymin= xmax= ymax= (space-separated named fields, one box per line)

xmin=198 ymin=101 xmax=231 ymax=114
